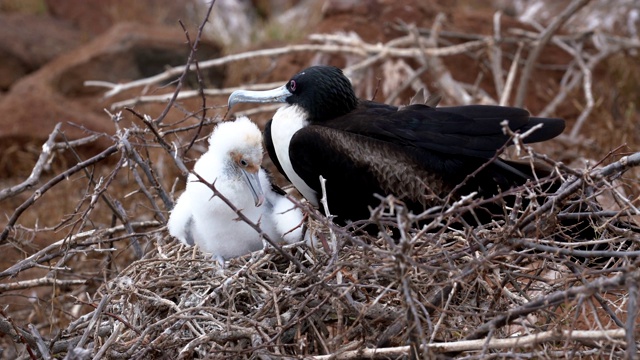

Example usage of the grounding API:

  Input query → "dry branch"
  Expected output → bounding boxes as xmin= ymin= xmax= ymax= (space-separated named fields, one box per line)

xmin=0 ymin=221 xmax=159 ymax=279
xmin=310 ymin=329 xmax=627 ymax=359
xmin=0 ymin=144 xmax=119 ymax=243
xmin=87 ymin=36 xmax=489 ymax=101
xmin=0 ymin=123 xmax=61 ymax=201
xmin=0 ymin=277 xmax=86 ymax=292
xmin=464 ymin=268 xmax=638 ymax=341
xmin=513 ymin=0 xmax=591 ymax=107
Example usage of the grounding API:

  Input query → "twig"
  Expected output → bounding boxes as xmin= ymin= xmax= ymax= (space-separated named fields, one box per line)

xmin=625 ymin=274 xmax=638 ymax=360
xmin=509 ymin=238 xmax=640 ymax=258
xmin=120 ymin=135 xmax=173 ymax=213
xmin=0 ymin=309 xmax=38 ymax=359
xmin=318 ymin=175 xmax=337 ymax=253
xmin=0 ymin=144 xmax=119 ymax=243
xmin=0 ymin=221 xmax=160 ymax=279
xmin=567 ymin=45 xmax=596 ymax=138
xmin=28 ymin=324 xmax=51 ymax=360
xmin=383 ymin=26 xmax=430 ymax=103
xmin=518 ymin=152 xmax=640 ymax=231
xmin=499 ymin=42 xmax=523 ymax=106
xmin=124 ymin=107 xmax=190 ymax=177
xmin=0 ymin=123 xmax=61 ymax=201
xmin=152 ymin=0 xmax=217 ymax=125
xmin=76 ymin=294 xmax=112 ymax=349
xmin=310 ymin=329 xmax=626 ymax=359
xmin=418 ymin=14 xmax=475 ymax=105
xmin=88 ymin=39 xmax=488 ymax=99
xmin=596 ymin=152 xmax=640 ymax=178
xmin=92 ymin=322 xmax=124 ymax=360
xmin=514 ymin=0 xmax=590 ymax=107
xmin=491 ymin=11 xmax=505 ymax=97
xmin=0 ymin=277 xmax=86 ymax=292
xmin=110 ymin=82 xmax=283 ymax=109
xmin=181 ymin=19 xmax=209 ymax=155
xmin=464 ymin=269 xmax=636 ymax=341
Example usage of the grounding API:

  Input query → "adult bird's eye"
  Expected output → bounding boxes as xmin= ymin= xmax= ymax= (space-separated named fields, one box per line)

xmin=240 ymin=159 xmax=249 ymax=167
xmin=289 ymin=80 xmax=296 ymax=91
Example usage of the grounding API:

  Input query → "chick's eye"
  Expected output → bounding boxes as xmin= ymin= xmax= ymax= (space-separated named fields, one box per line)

xmin=289 ymin=80 xmax=297 ymax=91
xmin=239 ymin=159 xmax=249 ymax=167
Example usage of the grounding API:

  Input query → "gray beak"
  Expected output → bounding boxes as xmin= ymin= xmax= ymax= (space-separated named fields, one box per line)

xmin=228 ymin=84 xmax=291 ymax=109
xmin=241 ymin=168 xmax=265 ymax=207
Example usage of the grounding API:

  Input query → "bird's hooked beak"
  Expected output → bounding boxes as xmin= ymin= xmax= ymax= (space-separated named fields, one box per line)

xmin=228 ymin=84 xmax=291 ymax=109
xmin=241 ymin=168 xmax=265 ymax=207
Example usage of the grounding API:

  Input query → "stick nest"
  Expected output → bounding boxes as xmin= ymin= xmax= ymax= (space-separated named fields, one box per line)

xmin=62 ymin=186 xmax=640 ymax=359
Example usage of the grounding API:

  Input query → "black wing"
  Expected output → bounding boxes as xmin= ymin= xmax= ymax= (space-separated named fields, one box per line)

xmin=322 ymin=103 xmax=565 ymax=159
xmin=288 ymin=125 xmax=473 ymax=222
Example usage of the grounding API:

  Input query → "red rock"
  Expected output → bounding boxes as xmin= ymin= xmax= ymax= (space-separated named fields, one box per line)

xmin=45 ymin=0 xmax=199 ymax=35
xmin=0 ymin=22 xmax=223 ymax=176
xmin=0 ymin=13 xmax=83 ymax=90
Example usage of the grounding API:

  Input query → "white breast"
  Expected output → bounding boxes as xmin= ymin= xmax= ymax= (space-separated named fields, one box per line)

xmin=270 ymin=106 xmax=319 ymax=207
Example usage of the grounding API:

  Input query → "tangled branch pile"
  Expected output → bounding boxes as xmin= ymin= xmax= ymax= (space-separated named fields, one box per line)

xmin=55 ymin=192 xmax=640 ymax=359
xmin=1 ymin=1 xmax=640 ymax=359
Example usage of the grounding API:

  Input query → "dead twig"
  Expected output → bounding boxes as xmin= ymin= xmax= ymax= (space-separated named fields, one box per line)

xmin=514 ymin=0 xmax=591 ymax=107
xmin=0 ymin=123 xmax=61 ymax=201
xmin=0 ymin=144 xmax=119 ymax=243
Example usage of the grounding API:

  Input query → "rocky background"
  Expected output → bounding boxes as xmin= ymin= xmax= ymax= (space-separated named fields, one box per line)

xmin=1 ymin=0 xmax=639 ymax=164
xmin=1 ymin=0 xmax=639 ymax=358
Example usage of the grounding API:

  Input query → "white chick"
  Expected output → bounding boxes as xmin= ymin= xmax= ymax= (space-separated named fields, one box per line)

xmin=168 ymin=116 xmax=303 ymax=260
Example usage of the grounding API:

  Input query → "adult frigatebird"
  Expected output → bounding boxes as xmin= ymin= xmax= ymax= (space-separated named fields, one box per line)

xmin=227 ymin=66 xmax=565 ymax=226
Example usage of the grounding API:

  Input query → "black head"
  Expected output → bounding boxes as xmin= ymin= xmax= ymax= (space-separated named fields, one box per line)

xmin=284 ymin=66 xmax=359 ymax=122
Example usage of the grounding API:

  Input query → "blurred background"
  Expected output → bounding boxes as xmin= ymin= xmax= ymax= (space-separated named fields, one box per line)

xmin=1 ymin=0 xmax=639 ymax=163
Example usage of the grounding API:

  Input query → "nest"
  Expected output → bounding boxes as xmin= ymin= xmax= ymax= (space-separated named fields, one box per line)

xmin=1 ymin=145 xmax=639 ymax=359
xmin=55 ymin=178 xmax=640 ymax=359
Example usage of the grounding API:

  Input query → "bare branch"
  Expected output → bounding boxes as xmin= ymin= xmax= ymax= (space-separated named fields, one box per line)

xmin=309 ymin=329 xmax=626 ymax=359
xmin=514 ymin=0 xmax=590 ymax=107
xmin=499 ymin=42 xmax=523 ymax=106
xmin=88 ymin=38 xmax=488 ymax=99
xmin=0 ymin=145 xmax=119 ymax=243
xmin=152 ymin=0 xmax=217 ymax=125
xmin=0 ymin=221 xmax=159 ymax=279
xmin=0 ymin=123 xmax=61 ymax=201
xmin=465 ymin=269 xmax=636 ymax=341
xmin=0 ymin=277 xmax=86 ymax=292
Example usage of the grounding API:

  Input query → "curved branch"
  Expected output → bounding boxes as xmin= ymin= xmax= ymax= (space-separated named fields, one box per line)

xmin=0 ymin=144 xmax=118 ymax=243
xmin=0 ymin=123 xmax=61 ymax=201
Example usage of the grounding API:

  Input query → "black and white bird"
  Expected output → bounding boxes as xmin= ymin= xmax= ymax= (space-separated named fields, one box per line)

xmin=227 ymin=66 xmax=565 ymax=226
xmin=167 ymin=116 xmax=303 ymax=260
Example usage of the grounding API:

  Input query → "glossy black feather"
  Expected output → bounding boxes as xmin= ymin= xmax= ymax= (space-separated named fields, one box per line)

xmin=286 ymin=124 xmax=555 ymax=224
xmin=321 ymin=102 xmax=564 ymax=158
xmin=265 ymin=66 xmax=565 ymax=223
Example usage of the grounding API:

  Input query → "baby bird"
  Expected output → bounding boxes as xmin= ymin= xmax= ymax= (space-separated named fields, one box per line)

xmin=167 ymin=116 xmax=304 ymax=260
